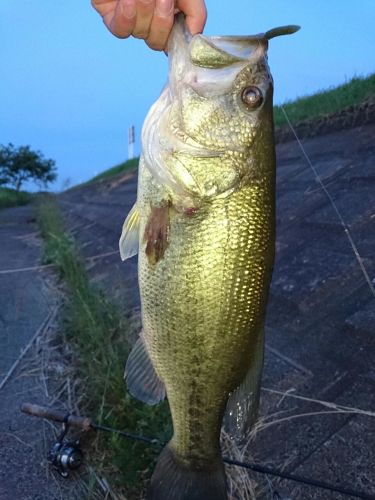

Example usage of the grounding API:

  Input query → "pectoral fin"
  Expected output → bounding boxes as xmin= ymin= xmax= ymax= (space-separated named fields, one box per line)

xmin=124 ymin=334 xmax=166 ymax=405
xmin=224 ymin=326 xmax=264 ymax=441
xmin=143 ymin=202 xmax=170 ymax=265
xmin=119 ymin=203 xmax=140 ymax=261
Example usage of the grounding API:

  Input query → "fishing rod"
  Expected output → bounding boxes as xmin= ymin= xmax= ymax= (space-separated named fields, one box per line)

xmin=20 ymin=402 xmax=163 ymax=478
xmin=20 ymin=402 xmax=375 ymax=499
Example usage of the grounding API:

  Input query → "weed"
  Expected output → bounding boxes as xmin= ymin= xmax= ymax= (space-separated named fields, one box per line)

xmin=89 ymin=157 xmax=139 ymax=184
xmin=274 ymin=73 xmax=375 ymax=128
xmin=0 ymin=187 xmax=32 ymax=209
xmin=38 ymin=199 xmax=172 ymax=497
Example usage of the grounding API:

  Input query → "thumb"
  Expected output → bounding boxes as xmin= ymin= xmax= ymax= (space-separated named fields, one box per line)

xmin=176 ymin=0 xmax=207 ymax=35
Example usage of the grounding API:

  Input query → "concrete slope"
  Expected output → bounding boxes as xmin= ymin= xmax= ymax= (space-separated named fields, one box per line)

xmin=59 ymin=123 xmax=375 ymax=499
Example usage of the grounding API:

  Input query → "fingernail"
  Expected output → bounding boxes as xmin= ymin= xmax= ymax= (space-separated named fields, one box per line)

xmin=155 ymin=0 xmax=173 ymax=17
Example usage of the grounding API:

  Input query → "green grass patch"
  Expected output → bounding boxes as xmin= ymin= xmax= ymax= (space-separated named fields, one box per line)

xmin=88 ymin=157 xmax=139 ymax=184
xmin=274 ymin=73 xmax=375 ymax=128
xmin=37 ymin=199 xmax=172 ymax=497
xmin=0 ymin=187 xmax=33 ymax=209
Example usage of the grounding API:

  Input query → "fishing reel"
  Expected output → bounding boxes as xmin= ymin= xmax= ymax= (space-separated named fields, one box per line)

xmin=48 ymin=421 xmax=84 ymax=478
xmin=20 ymin=403 xmax=90 ymax=478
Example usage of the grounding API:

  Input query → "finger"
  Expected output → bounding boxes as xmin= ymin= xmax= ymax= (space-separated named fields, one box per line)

xmin=105 ymin=0 xmax=137 ymax=38
xmin=91 ymin=0 xmax=115 ymax=16
xmin=91 ymin=0 xmax=117 ymax=15
xmin=176 ymin=0 xmax=207 ymax=35
xmin=132 ymin=0 xmax=155 ymax=39
xmin=145 ymin=0 xmax=174 ymax=51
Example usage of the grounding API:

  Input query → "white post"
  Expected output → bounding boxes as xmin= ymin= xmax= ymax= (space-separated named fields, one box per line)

xmin=128 ymin=125 xmax=135 ymax=160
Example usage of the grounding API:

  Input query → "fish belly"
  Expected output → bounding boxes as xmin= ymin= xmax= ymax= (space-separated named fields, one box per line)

xmin=138 ymin=166 xmax=274 ymax=464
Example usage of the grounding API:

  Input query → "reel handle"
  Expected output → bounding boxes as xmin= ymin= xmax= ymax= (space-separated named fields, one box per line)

xmin=21 ymin=403 xmax=92 ymax=431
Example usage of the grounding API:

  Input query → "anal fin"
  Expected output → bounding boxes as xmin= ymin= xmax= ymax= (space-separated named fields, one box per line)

xmin=224 ymin=325 xmax=264 ymax=442
xmin=124 ymin=334 xmax=166 ymax=405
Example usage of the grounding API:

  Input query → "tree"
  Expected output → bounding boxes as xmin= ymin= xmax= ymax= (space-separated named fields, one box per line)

xmin=0 ymin=143 xmax=57 ymax=191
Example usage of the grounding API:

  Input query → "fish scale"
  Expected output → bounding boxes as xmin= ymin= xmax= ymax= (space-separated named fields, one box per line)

xmin=138 ymin=167 xmax=274 ymax=461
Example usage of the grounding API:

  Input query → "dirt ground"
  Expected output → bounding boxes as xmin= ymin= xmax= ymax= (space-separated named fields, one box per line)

xmin=0 ymin=207 xmax=107 ymax=500
xmin=1 ymin=122 xmax=374 ymax=499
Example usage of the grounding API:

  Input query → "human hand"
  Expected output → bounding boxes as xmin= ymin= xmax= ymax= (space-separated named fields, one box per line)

xmin=92 ymin=0 xmax=207 ymax=51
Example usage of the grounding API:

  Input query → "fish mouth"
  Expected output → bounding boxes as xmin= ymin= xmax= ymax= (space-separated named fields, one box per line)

xmin=189 ymin=34 xmax=268 ymax=70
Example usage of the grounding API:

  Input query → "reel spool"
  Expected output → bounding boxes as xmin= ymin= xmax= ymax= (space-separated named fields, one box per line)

xmin=48 ymin=421 xmax=84 ymax=477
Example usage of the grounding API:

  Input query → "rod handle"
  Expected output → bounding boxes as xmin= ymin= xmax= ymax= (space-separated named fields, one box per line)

xmin=21 ymin=403 xmax=92 ymax=431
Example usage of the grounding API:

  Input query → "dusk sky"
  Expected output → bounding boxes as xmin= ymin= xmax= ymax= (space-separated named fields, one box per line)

xmin=1 ymin=1 xmax=374 ymax=190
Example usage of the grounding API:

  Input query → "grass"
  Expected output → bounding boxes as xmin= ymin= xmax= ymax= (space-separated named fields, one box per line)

xmin=0 ymin=186 xmax=33 ymax=209
xmin=87 ymin=157 xmax=139 ymax=184
xmin=37 ymin=198 xmax=172 ymax=497
xmin=274 ymin=73 xmax=375 ymax=128
xmin=67 ymin=158 xmax=139 ymax=192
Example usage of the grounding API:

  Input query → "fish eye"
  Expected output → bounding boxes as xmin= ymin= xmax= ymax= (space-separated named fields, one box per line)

xmin=241 ymin=86 xmax=263 ymax=109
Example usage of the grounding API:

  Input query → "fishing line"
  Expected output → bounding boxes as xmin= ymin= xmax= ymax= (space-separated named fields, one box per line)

xmin=280 ymin=105 xmax=375 ymax=300
xmin=21 ymin=402 xmax=375 ymax=498
xmin=0 ymin=250 xmax=119 ymax=275
xmin=94 ymin=422 xmax=375 ymax=500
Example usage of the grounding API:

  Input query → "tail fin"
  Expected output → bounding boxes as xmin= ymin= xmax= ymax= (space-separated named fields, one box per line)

xmin=147 ymin=444 xmax=228 ymax=500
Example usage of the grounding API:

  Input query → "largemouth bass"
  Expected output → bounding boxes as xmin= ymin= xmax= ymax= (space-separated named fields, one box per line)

xmin=120 ymin=15 xmax=299 ymax=500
